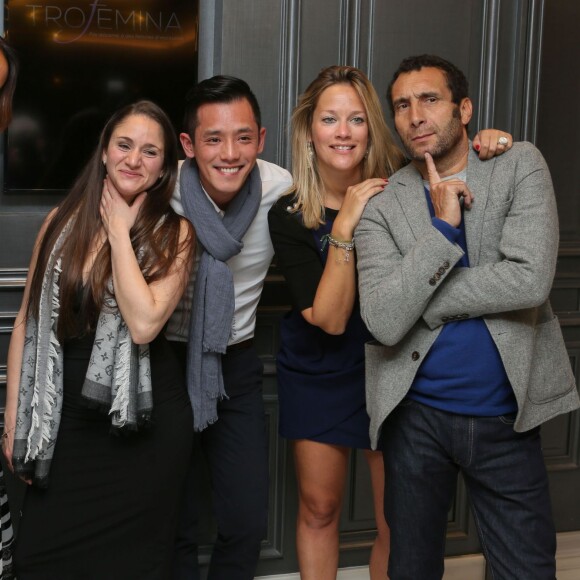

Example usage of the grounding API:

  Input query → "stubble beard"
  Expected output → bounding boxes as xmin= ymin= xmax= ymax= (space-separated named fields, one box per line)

xmin=402 ymin=106 xmax=464 ymax=162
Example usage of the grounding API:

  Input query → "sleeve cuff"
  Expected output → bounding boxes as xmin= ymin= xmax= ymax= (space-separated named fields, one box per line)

xmin=432 ymin=218 xmax=461 ymax=243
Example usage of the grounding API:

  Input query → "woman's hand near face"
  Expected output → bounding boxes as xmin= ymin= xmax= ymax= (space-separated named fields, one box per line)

xmin=100 ymin=177 xmax=147 ymax=241
xmin=103 ymin=177 xmax=192 ymax=344
xmin=472 ymin=129 xmax=513 ymax=160
xmin=331 ymin=177 xmax=388 ymax=240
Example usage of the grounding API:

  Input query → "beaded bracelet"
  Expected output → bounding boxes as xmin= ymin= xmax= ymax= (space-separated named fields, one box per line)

xmin=321 ymin=234 xmax=355 ymax=263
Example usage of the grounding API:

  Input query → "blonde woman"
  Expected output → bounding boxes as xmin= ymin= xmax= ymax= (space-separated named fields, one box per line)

xmin=268 ymin=65 xmax=512 ymax=579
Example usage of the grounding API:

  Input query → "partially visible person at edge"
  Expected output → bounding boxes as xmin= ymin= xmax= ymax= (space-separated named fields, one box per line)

xmin=0 ymin=34 xmax=18 ymax=580
xmin=267 ymin=64 xmax=513 ymax=580
xmin=3 ymin=100 xmax=195 ymax=578
xmin=166 ymin=76 xmax=292 ymax=580
xmin=356 ymin=54 xmax=580 ymax=579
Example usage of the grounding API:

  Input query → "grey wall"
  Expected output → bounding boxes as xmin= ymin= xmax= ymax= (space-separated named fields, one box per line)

xmin=1 ymin=0 xmax=579 ymax=577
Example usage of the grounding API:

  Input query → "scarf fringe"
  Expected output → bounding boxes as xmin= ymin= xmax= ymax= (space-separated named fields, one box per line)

xmin=110 ymin=335 xmax=131 ymax=426
xmin=26 ymin=258 xmax=62 ymax=463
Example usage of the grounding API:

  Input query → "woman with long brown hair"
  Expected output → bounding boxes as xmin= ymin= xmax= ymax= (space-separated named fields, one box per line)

xmin=3 ymin=100 xmax=195 ymax=578
xmin=268 ymin=65 xmax=512 ymax=579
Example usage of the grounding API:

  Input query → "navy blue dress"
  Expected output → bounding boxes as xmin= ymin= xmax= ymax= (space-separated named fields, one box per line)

xmin=268 ymin=195 xmax=373 ymax=449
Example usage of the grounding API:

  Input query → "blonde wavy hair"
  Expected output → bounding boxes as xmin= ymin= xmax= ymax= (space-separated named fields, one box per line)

xmin=288 ymin=65 xmax=405 ymax=229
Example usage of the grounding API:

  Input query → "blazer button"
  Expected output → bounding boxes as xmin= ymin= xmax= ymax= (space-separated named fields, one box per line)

xmin=429 ymin=278 xmax=436 ymax=286
xmin=443 ymin=261 xmax=450 ymax=269
xmin=438 ymin=267 xmax=446 ymax=275
xmin=434 ymin=272 xmax=441 ymax=280
xmin=411 ymin=351 xmax=420 ymax=361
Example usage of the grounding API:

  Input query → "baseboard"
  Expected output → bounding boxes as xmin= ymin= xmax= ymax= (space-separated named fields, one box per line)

xmin=255 ymin=531 xmax=580 ymax=580
xmin=555 ymin=531 xmax=580 ymax=580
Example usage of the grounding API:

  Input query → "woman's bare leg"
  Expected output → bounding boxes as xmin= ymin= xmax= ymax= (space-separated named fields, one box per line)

xmin=293 ymin=439 xmax=350 ymax=580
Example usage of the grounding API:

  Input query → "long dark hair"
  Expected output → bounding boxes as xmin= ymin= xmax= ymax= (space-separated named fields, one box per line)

xmin=27 ymin=100 xmax=194 ymax=339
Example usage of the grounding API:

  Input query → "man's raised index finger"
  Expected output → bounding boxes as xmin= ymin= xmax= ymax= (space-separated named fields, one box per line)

xmin=424 ymin=152 xmax=441 ymax=185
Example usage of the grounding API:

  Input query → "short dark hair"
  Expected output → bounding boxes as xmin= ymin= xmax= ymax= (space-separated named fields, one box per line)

xmin=387 ymin=54 xmax=469 ymax=115
xmin=182 ymin=75 xmax=262 ymax=137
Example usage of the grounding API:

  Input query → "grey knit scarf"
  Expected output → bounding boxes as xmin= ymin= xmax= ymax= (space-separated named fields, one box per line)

xmin=13 ymin=219 xmax=152 ymax=488
xmin=179 ymin=159 xmax=261 ymax=431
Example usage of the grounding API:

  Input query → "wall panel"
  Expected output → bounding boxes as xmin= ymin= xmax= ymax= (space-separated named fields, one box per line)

xmin=215 ymin=0 xmax=291 ymax=164
xmin=537 ymin=0 xmax=580 ymax=242
xmin=535 ymin=0 xmax=580 ymax=534
xmin=370 ymin=0 xmax=482 ymax=139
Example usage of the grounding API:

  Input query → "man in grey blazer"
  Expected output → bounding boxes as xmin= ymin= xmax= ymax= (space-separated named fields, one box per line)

xmin=356 ymin=54 xmax=579 ymax=580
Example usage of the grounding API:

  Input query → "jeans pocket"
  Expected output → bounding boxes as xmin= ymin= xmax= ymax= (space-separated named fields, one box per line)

xmin=498 ymin=412 xmax=517 ymax=425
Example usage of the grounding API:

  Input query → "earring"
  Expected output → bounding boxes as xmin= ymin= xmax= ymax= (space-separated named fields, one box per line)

xmin=364 ymin=148 xmax=369 ymax=160
xmin=307 ymin=142 xmax=314 ymax=169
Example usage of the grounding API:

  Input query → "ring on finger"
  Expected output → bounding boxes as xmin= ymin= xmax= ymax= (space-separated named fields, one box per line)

xmin=498 ymin=136 xmax=509 ymax=146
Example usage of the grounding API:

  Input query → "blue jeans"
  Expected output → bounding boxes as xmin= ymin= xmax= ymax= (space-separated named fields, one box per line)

xmin=381 ymin=400 xmax=556 ymax=580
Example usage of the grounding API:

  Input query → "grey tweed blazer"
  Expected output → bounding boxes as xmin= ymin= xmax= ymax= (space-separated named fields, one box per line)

xmin=356 ymin=142 xmax=579 ymax=449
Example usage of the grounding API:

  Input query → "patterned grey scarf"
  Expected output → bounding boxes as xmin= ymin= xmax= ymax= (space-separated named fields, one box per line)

xmin=12 ymin=219 xmax=152 ymax=488
xmin=180 ymin=159 xmax=261 ymax=431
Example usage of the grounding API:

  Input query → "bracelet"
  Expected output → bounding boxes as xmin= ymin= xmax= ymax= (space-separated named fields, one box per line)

xmin=321 ymin=234 xmax=355 ymax=263
xmin=2 ymin=425 xmax=15 ymax=440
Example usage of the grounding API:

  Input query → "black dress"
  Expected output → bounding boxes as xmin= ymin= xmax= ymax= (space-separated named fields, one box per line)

xmin=14 ymin=318 xmax=193 ymax=579
xmin=268 ymin=194 xmax=373 ymax=449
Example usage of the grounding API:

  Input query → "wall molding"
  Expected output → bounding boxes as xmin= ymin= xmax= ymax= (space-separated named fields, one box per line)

xmin=521 ymin=0 xmax=545 ymax=141
xmin=479 ymin=0 xmax=501 ymax=129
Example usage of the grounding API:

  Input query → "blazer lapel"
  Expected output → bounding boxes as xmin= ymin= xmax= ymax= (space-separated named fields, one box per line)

xmin=465 ymin=147 xmax=492 ymax=266
xmin=392 ymin=165 xmax=432 ymax=241
xmin=392 ymin=151 xmax=494 ymax=256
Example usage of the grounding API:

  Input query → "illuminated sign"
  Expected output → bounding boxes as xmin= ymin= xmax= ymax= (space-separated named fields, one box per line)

xmin=24 ymin=1 xmax=186 ymax=45
xmin=6 ymin=0 xmax=199 ymax=191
